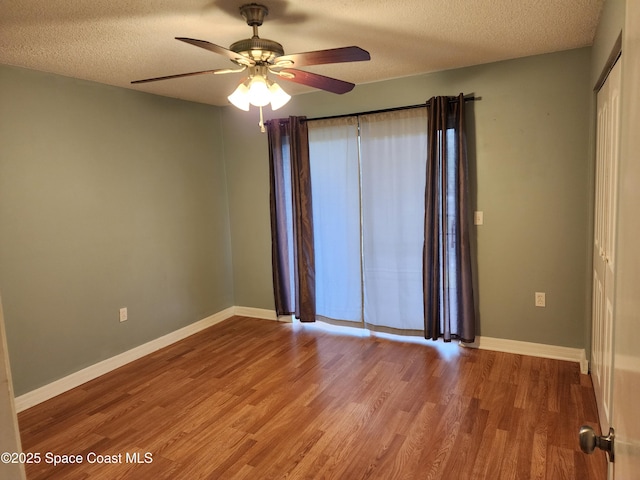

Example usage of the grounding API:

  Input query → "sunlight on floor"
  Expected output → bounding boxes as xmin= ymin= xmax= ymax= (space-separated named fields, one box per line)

xmin=290 ymin=319 xmax=462 ymax=361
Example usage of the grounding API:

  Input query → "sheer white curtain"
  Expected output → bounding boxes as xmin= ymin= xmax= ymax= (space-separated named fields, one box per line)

xmin=307 ymin=109 xmax=429 ymax=334
xmin=359 ymin=109 xmax=428 ymax=333
xmin=308 ymin=117 xmax=362 ymax=324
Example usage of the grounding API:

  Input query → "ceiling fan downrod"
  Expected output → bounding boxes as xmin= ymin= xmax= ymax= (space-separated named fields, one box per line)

xmin=239 ymin=3 xmax=269 ymax=38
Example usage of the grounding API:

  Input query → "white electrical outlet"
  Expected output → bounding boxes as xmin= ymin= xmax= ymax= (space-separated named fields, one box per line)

xmin=535 ymin=292 xmax=546 ymax=307
xmin=474 ymin=211 xmax=484 ymax=225
xmin=119 ymin=307 xmax=128 ymax=322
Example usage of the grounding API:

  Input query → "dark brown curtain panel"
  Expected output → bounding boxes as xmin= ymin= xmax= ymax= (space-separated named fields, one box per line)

xmin=423 ymin=94 xmax=476 ymax=342
xmin=267 ymin=117 xmax=316 ymax=322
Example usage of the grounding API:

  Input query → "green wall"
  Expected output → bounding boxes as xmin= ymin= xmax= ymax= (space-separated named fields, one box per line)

xmin=0 ymin=65 xmax=234 ymax=395
xmin=223 ymin=47 xmax=593 ymax=348
xmin=0 ymin=44 xmax=599 ymax=396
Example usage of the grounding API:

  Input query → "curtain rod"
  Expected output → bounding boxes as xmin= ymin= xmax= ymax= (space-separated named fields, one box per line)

xmin=306 ymin=96 xmax=480 ymax=123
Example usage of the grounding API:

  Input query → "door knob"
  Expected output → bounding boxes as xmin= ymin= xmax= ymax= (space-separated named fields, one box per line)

xmin=579 ymin=425 xmax=615 ymax=461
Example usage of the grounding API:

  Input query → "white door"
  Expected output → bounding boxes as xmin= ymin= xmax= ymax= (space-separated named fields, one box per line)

xmin=585 ymin=3 xmax=640 ymax=477
xmin=591 ymin=55 xmax=621 ymax=446
xmin=610 ymin=0 xmax=640 ymax=476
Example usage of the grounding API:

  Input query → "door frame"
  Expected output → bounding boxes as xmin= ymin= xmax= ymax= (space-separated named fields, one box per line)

xmin=609 ymin=1 xmax=640 ymax=476
xmin=0 ymin=295 xmax=26 ymax=479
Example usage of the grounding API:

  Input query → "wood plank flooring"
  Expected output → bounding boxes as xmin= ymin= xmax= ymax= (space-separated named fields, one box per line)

xmin=18 ymin=317 xmax=607 ymax=479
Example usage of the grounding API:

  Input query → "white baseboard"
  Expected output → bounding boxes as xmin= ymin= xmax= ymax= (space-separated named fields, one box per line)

xmin=14 ymin=309 xmax=586 ymax=412
xmin=15 ymin=307 xmax=236 ymax=412
xmin=15 ymin=306 xmax=281 ymax=412
xmin=463 ymin=336 xmax=589 ymax=374
xmin=233 ymin=306 xmax=279 ymax=321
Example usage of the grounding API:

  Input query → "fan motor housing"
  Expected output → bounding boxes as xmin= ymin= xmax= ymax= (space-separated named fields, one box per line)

xmin=230 ymin=38 xmax=284 ymax=63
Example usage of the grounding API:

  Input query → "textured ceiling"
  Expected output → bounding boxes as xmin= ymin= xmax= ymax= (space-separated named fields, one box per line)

xmin=1 ymin=0 xmax=604 ymax=107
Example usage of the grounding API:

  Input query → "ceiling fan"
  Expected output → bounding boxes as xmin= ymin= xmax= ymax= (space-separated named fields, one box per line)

xmin=132 ymin=3 xmax=370 ymax=116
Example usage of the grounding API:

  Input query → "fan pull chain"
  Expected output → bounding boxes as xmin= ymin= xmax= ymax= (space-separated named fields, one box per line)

xmin=259 ymin=105 xmax=266 ymax=133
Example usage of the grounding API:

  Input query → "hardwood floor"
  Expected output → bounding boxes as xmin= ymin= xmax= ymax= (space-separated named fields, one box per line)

xmin=18 ymin=316 xmax=607 ymax=479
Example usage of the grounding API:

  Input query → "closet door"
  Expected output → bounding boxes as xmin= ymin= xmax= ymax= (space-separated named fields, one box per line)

xmin=591 ymin=57 xmax=621 ymax=442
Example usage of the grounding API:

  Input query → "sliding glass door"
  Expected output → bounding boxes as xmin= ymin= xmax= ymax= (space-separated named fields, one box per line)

xmin=308 ymin=117 xmax=362 ymax=325
xmin=359 ymin=109 xmax=428 ymax=334
xmin=308 ymin=108 xmax=428 ymax=334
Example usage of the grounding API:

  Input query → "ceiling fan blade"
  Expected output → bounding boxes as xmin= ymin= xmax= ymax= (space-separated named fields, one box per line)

xmin=175 ymin=37 xmax=255 ymax=66
xmin=274 ymin=46 xmax=370 ymax=68
xmin=131 ymin=67 xmax=245 ymax=84
xmin=276 ymin=69 xmax=355 ymax=94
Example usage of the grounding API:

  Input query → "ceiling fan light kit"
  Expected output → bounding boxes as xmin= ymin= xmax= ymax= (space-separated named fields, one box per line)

xmin=227 ymin=82 xmax=251 ymax=111
xmin=267 ymin=82 xmax=292 ymax=110
xmin=228 ymin=65 xmax=292 ymax=112
xmin=131 ymin=3 xmax=370 ymax=131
